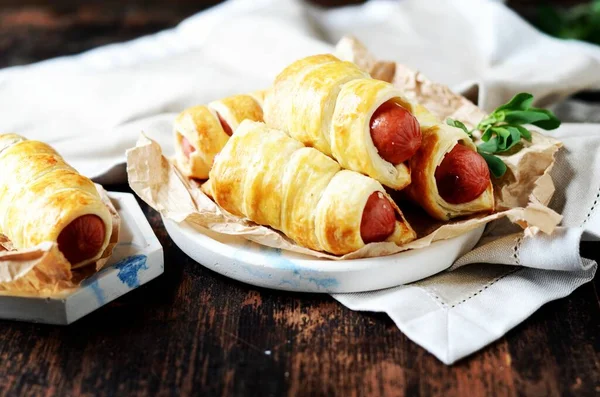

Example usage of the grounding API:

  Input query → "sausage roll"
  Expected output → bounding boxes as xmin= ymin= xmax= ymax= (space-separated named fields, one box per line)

xmin=404 ymin=121 xmax=495 ymax=221
xmin=0 ymin=134 xmax=114 ymax=268
xmin=264 ymin=54 xmax=422 ymax=190
xmin=174 ymin=94 xmax=263 ymax=179
xmin=209 ymin=120 xmax=416 ymax=255
xmin=248 ymin=89 xmax=267 ymax=107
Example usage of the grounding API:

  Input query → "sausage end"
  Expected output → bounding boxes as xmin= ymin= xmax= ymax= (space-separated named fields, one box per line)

xmin=181 ymin=135 xmax=196 ymax=158
xmin=435 ymin=144 xmax=490 ymax=204
xmin=57 ymin=214 xmax=106 ymax=265
xmin=217 ymin=113 xmax=233 ymax=136
xmin=360 ymin=192 xmax=396 ymax=244
xmin=369 ymin=101 xmax=422 ymax=165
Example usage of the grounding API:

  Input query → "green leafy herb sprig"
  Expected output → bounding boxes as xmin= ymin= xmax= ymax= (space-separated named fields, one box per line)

xmin=446 ymin=93 xmax=561 ymax=178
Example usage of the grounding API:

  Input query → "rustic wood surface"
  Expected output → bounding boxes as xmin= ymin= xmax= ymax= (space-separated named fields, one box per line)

xmin=0 ymin=1 xmax=599 ymax=396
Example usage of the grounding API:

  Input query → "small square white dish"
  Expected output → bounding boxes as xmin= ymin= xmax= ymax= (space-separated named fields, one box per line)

xmin=0 ymin=192 xmax=164 ymax=325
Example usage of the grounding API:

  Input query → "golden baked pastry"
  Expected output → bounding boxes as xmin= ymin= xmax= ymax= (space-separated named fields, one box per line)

xmin=405 ymin=114 xmax=495 ymax=220
xmin=209 ymin=120 xmax=416 ymax=255
xmin=0 ymin=134 xmax=114 ymax=268
xmin=248 ymin=89 xmax=267 ymax=107
xmin=174 ymin=94 xmax=263 ymax=179
xmin=264 ymin=54 xmax=422 ymax=190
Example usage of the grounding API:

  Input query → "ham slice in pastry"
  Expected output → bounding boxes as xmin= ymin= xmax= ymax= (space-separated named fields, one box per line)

xmin=264 ymin=54 xmax=422 ymax=190
xmin=174 ymin=94 xmax=263 ymax=179
xmin=208 ymin=120 xmax=416 ymax=255
xmin=0 ymin=134 xmax=114 ymax=268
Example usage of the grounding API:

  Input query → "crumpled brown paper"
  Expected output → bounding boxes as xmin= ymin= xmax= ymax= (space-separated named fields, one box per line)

xmin=0 ymin=185 xmax=121 ymax=296
xmin=126 ymin=36 xmax=562 ymax=260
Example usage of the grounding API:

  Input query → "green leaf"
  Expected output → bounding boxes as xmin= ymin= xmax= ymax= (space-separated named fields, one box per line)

xmin=478 ymin=137 xmax=499 ymax=153
xmin=466 ymin=92 xmax=560 ymax=176
xmin=506 ymin=126 xmax=522 ymax=142
xmin=494 ymin=93 xmax=534 ymax=112
xmin=481 ymin=125 xmax=493 ymax=142
xmin=478 ymin=150 xmax=508 ymax=178
xmin=496 ymin=126 xmax=523 ymax=153
xmin=529 ymin=108 xmax=561 ymax=130
xmin=479 ymin=126 xmax=525 ymax=154
xmin=446 ymin=118 xmax=472 ymax=137
xmin=502 ymin=110 xmax=551 ymax=125
xmin=513 ymin=124 xmax=532 ymax=141
xmin=477 ymin=115 xmax=499 ymax=131
xmin=493 ymin=126 xmax=511 ymax=150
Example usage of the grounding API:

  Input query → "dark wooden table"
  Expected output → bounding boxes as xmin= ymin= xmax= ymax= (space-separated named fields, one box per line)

xmin=1 ymin=1 xmax=599 ymax=396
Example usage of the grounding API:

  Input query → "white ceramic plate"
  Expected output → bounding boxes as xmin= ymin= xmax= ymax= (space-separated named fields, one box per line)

xmin=0 ymin=192 xmax=164 ymax=325
xmin=164 ymin=218 xmax=485 ymax=293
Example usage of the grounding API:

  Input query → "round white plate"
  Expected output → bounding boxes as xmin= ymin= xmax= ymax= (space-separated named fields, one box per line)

xmin=164 ymin=218 xmax=485 ymax=293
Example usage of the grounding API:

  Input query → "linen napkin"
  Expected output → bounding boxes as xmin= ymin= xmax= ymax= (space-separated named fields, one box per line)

xmin=0 ymin=0 xmax=598 ymax=364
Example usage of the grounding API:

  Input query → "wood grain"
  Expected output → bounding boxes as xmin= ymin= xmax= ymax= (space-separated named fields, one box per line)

xmin=0 ymin=1 xmax=599 ymax=395
xmin=0 ymin=1 xmax=221 ymax=68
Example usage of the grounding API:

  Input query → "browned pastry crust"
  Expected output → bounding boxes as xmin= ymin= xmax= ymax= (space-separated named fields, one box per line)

xmin=174 ymin=94 xmax=263 ymax=179
xmin=209 ymin=121 xmax=416 ymax=255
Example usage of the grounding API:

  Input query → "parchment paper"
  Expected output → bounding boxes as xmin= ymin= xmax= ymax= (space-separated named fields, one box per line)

xmin=126 ymin=37 xmax=562 ymax=260
xmin=0 ymin=185 xmax=121 ymax=296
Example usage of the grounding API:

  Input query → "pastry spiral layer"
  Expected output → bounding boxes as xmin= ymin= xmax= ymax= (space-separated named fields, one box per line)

xmin=174 ymin=94 xmax=263 ymax=179
xmin=264 ymin=54 xmax=422 ymax=190
xmin=208 ymin=121 xmax=416 ymax=255
xmin=0 ymin=134 xmax=114 ymax=268
xmin=404 ymin=117 xmax=495 ymax=221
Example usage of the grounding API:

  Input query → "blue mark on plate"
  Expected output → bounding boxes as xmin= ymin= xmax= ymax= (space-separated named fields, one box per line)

xmin=257 ymin=246 xmax=339 ymax=290
xmin=230 ymin=240 xmax=339 ymax=290
xmin=114 ymin=255 xmax=148 ymax=288
xmin=306 ymin=275 xmax=339 ymax=289
xmin=88 ymin=279 xmax=105 ymax=305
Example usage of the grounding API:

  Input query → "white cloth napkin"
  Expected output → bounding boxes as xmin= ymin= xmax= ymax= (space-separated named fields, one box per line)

xmin=0 ymin=0 xmax=598 ymax=364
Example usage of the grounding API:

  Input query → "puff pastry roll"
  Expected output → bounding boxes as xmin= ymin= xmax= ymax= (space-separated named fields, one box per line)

xmin=248 ymin=90 xmax=267 ymax=107
xmin=264 ymin=54 xmax=422 ymax=190
xmin=174 ymin=94 xmax=263 ymax=179
xmin=405 ymin=120 xmax=495 ymax=221
xmin=0 ymin=134 xmax=114 ymax=268
xmin=209 ymin=120 xmax=416 ymax=255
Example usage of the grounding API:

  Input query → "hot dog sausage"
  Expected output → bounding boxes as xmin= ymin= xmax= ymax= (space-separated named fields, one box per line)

xmin=181 ymin=136 xmax=196 ymax=158
xmin=370 ymin=101 xmax=422 ymax=164
xmin=57 ymin=214 xmax=106 ymax=265
xmin=217 ymin=113 xmax=233 ymax=136
xmin=360 ymin=191 xmax=396 ymax=243
xmin=435 ymin=144 xmax=490 ymax=204
xmin=180 ymin=112 xmax=233 ymax=159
